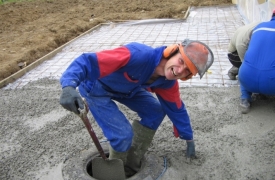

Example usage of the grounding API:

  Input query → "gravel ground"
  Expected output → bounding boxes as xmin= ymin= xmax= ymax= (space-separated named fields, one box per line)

xmin=1 ymin=78 xmax=274 ymax=180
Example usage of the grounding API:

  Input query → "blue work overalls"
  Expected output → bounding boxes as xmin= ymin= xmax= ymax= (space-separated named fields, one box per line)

xmin=60 ymin=42 xmax=193 ymax=152
xmin=239 ymin=17 xmax=275 ymax=100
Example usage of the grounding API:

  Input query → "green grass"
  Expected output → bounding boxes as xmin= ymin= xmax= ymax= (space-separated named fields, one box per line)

xmin=0 ymin=0 xmax=36 ymax=5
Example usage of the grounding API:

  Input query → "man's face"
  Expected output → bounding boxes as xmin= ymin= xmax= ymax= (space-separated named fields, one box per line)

xmin=164 ymin=52 xmax=192 ymax=80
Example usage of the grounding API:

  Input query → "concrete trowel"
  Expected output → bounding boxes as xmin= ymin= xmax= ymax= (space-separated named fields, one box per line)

xmin=78 ymin=100 xmax=126 ymax=180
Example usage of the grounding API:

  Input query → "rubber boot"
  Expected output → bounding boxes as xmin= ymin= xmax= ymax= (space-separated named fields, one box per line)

xmin=109 ymin=145 xmax=128 ymax=165
xmin=228 ymin=66 xmax=239 ymax=80
xmin=240 ymin=99 xmax=250 ymax=114
xmin=108 ymin=146 xmax=128 ymax=179
xmin=125 ymin=120 xmax=156 ymax=177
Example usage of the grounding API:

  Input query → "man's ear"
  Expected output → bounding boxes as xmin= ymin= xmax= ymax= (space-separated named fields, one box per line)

xmin=163 ymin=44 xmax=179 ymax=59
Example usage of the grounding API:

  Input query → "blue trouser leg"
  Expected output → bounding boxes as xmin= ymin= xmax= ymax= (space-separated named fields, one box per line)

xmin=79 ymin=82 xmax=165 ymax=152
xmin=240 ymin=83 xmax=252 ymax=100
xmin=79 ymin=83 xmax=133 ymax=152
xmin=114 ymin=89 xmax=166 ymax=130
xmin=239 ymin=64 xmax=253 ymax=101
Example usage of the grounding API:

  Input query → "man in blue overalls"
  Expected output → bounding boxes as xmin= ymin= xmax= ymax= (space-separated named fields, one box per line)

xmin=238 ymin=10 xmax=275 ymax=113
xmin=59 ymin=39 xmax=214 ymax=176
xmin=227 ymin=22 xmax=259 ymax=80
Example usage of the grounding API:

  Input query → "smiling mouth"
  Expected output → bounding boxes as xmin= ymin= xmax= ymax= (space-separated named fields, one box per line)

xmin=172 ymin=68 xmax=177 ymax=76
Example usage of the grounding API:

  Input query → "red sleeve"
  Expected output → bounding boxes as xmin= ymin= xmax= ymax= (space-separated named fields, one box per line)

xmin=96 ymin=46 xmax=131 ymax=78
xmin=153 ymin=81 xmax=185 ymax=138
xmin=153 ymin=81 xmax=182 ymax=109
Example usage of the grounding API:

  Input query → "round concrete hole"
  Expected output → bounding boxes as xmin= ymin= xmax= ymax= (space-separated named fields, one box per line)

xmin=62 ymin=142 xmax=165 ymax=180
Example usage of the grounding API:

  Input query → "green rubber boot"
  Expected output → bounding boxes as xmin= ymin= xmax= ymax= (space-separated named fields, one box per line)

xmin=108 ymin=146 xmax=128 ymax=179
xmin=109 ymin=145 xmax=128 ymax=165
xmin=125 ymin=120 xmax=156 ymax=177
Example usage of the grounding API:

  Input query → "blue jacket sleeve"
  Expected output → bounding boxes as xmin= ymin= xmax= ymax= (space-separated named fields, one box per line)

xmin=60 ymin=46 xmax=131 ymax=88
xmin=60 ymin=53 xmax=100 ymax=88
xmin=152 ymin=81 xmax=193 ymax=140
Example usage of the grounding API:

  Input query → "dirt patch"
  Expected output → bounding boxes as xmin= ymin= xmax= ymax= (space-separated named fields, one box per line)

xmin=0 ymin=0 xmax=232 ymax=81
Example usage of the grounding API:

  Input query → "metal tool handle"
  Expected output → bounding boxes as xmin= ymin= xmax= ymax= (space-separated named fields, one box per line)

xmin=79 ymin=101 xmax=107 ymax=160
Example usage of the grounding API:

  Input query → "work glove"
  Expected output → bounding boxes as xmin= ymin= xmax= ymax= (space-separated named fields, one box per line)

xmin=60 ymin=86 xmax=84 ymax=114
xmin=186 ymin=140 xmax=196 ymax=158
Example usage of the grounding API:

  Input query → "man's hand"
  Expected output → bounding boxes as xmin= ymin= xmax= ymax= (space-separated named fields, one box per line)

xmin=186 ymin=140 xmax=196 ymax=158
xmin=60 ymin=86 xmax=84 ymax=114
